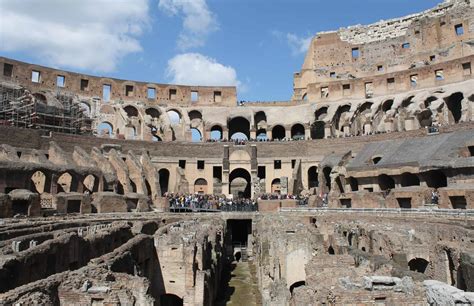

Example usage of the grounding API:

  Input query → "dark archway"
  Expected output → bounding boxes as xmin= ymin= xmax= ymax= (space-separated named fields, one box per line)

xmin=409 ymin=258 xmax=429 ymax=273
xmin=271 ymin=178 xmax=281 ymax=194
xmin=307 ymin=166 xmax=319 ymax=189
xmin=334 ymin=105 xmax=351 ymax=131
xmin=291 ymin=124 xmax=305 ymax=140
xmin=401 ymin=172 xmax=420 ymax=187
xmin=229 ymin=168 xmax=251 ymax=198
xmin=256 ymin=128 xmax=267 ymax=141
xmin=254 ymin=111 xmax=267 ymax=129
xmin=315 ymin=107 xmax=328 ymax=121
xmin=123 ymin=105 xmax=139 ymax=117
xmin=228 ymin=117 xmax=250 ymax=140
xmin=158 ymin=169 xmax=170 ymax=194
xmin=289 ymin=281 xmax=306 ymax=295
xmin=210 ymin=125 xmax=223 ymax=140
xmin=328 ymin=246 xmax=335 ymax=255
xmin=417 ymin=109 xmax=433 ymax=127
xmin=323 ymin=167 xmax=332 ymax=190
xmin=445 ymin=92 xmax=463 ymax=123
xmin=382 ymin=99 xmax=394 ymax=112
xmin=311 ymin=121 xmax=325 ymax=139
xmin=145 ymin=108 xmax=160 ymax=119
xmin=188 ymin=110 xmax=202 ymax=121
xmin=272 ymin=125 xmax=285 ymax=140
xmin=160 ymin=294 xmax=183 ymax=306
xmin=378 ymin=174 xmax=395 ymax=191
xmin=424 ymin=170 xmax=447 ymax=188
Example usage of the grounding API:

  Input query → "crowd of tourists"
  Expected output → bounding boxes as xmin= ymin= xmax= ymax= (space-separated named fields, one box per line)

xmin=165 ymin=193 xmax=257 ymax=211
xmin=257 ymin=193 xmax=309 ymax=206
xmin=205 ymin=137 xmax=306 ymax=145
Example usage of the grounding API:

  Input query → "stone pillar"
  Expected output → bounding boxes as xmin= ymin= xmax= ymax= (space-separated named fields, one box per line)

xmin=223 ymin=129 xmax=229 ymax=141
xmin=250 ymin=129 xmax=256 ymax=140
xmin=285 ymin=129 xmax=291 ymax=140
xmin=324 ymin=125 xmax=332 ymax=139
xmin=305 ymin=128 xmax=311 ymax=140
xmin=267 ymin=129 xmax=272 ymax=140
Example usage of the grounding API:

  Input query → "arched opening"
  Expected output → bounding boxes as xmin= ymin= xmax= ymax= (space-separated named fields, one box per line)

xmin=445 ymin=92 xmax=463 ymax=123
xmin=97 ymin=122 xmax=113 ymax=138
xmin=229 ymin=168 xmax=251 ymax=198
xmin=424 ymin=170 xmax=447 ymax=188
xmin=401 ymin=96 xmax=414 ymax=108
xmin=228 ymin=117 xmax=250 ymax=140
xmin=289 ymin=281 xmax=306 ymax=295
xmin=378 ymin=174 xmax=395 ymax=191
xmin=334 ymin=105 xmax=351 ymax=131
xmin=57 ymin=172 xmax=73 ymax=193
xmin=372 ymin=156 xmax=382 ymax=165
xmin=272 ymin=125 xmax=285 ymax=140
xmin=307 ymin=166 xmax=319 ymax=189
xmin=188 ymin=110 xmax=202 ymax=121
xmin=328 ymin=246 xmax=335 ymax=255
xmin=31 ymin=171 xmax=47 ymax=193
xmin=145 ymin=108 xmax=160 ymax=119
xmin=311 ymin=121 xmax=325 ymax=139
xmin=347 ymin=177 xmax=359 ymax=192
xmin=160 ymin=294 xmax=183 ymax=306
xmin=254 ymin=111 xmax=267 ymax=129
xmin=315 ymin=107 xmax=328 ymax=121
xmin=167 ymin=110 xmax=181 ymax=125
xmin=271 ymin=178 xmax=281 ymax=194
xmin=123 ymin=105 xmax=138 ymax=117
xmin=424 ymin=96 xmax=438 ymax=108
xmin=152 ymin=135 xmax=162 ymax=142
xmin=194 ymin=178 xmax=208 ymax=194
xmin=130 ymin=180 xmax=137 ymax=193
xmin=401 ymin=172 xmax=420 ymax=187
xmin=83 ymin=174 xmax=97 ymax=193
xmin=359 ymin=102 xmax=373 ymax=114
xmin=191 ymin=128 xmax=202 ymax=142
xmin=33 ymin=93 xmax=47 ymax=104
xmin=408 ymin=258 xmax=429 ymax=273
xmin=382 ymin=99 xmax=394 ymax=112
xmin=323 ymin=167 xmax=332 ymax=190
xmin=210 ymin=125 xmax=223 ymax=141
xmin=256 ymin=128 xmax=268 ymax=141
xmin=234 ymin=251 xmax=242 ymax=262
xmin=417 ymin=109 xmax=433 ymax=127
xmin=145 ymin=180 xmax=152 ymax=197
xmin=158 ymin=169 xmax=170 ymax=194
xmin=291 ymin=124 xmax=305 ymax=140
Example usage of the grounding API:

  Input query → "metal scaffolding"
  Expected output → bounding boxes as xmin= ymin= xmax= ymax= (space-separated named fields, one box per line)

xmin=0 ymin=82 xmax=92 ymax=135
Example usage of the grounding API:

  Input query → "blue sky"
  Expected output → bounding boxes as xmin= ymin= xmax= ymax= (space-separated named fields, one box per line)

xmin=0 ymin=0 xmax=441 ymax=101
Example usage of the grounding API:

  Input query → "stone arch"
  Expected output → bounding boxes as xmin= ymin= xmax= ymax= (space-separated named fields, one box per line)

xmin=272 ymin=125 xmax=285 ymax=140
xmin=158 ymin=169 xmax=170 ymax=194
xmin=307 ymin=166 xmax=318 ymax=189
xmin=315 ymin=107 xmax=328 ymax=121
xmin=57 ymin=172 xmax=73 ymax=193
xmin=254 ymin=111 xmax=267 ymax=129
xmin=228 ymin=117 xmax=250 ymax=140
xmin=417 ymin=109 xmax=433 ymax=127
xmin=188 ymin=110 xmax=202 ymax=121
xmin=401 ymin=96 xmax=415 ymax=109
xmin=408 ymin=258 xmax=429 ymax=273
xmin=210 ymin=125 xmax=223 ymax=140
xmin=97 ymin=122 xmax=113 ymax=138
xmin=423 ymin=170 xmax=447 ymax=188
xmin=167 ymin=109 xmax=182 ymax=125
xmin=160 ymin=294 xmax=183 ymax=306
xmin=194 ymin=178 xmax=208 ymax=194
xmin=311 ymin=121 xmax=325 ymax=139
xmin=229 ymin=168 xmax=251 ymax=198
xmin=401 ymin=172 xmax=420 ymax=187
xmin=271 ymin=178 xmax=281 ymax=193
xmin=83 ymin=174 xmax=98 ymax=193
xmin=123 ymin=105 xmax=139 ymax=117
xmin=323 ymin=166 xmax=332 ymax=191
xmin=378 ymin=174 xmax=395 ymax=191
xmin=33 ymin=93 xmax=47 ymax=103
xmin=382 ymin=99 xmax=394 ymax=112
xmin=145 ymin=107 xmax=160 ymax=119
xmin=191 ymin=128 xmax=202 ymax=142
xmin=289 ymin=281 xmax=306 ymax=295
xmin=79 ymin=101 xmax=91 ymax=118
xmin=424 ymin=96 xmax=438 ymax=108
xmin=31 ymin=170 xmax=48 ymax=193
xmin=256 ymin=128 xmax=268 ymax=141
xmin=334 ymin=104 xmax=351 ymax=131
xmin=444 ymin=92 xmax=464 ymax=123
xmin=291 ymin=123 xmax=305 ymax=140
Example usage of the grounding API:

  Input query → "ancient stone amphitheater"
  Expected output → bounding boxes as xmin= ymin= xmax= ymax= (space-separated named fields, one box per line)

xmin=0 ymin=0 xmax=473 ymax=305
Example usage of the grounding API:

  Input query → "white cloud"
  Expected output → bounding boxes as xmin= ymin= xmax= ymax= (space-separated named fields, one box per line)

xmin=0 ymin=0 xmax=150 ymax=72
xmin=272 ymin=31 xmax=312 ymax=56
xmin=166 ymin=53 xmax=241 ymax=88
xmin=159 ymin=0 xmax=218 ymax=50
xmin=286 ymin=33 xmax=312 ymax=55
